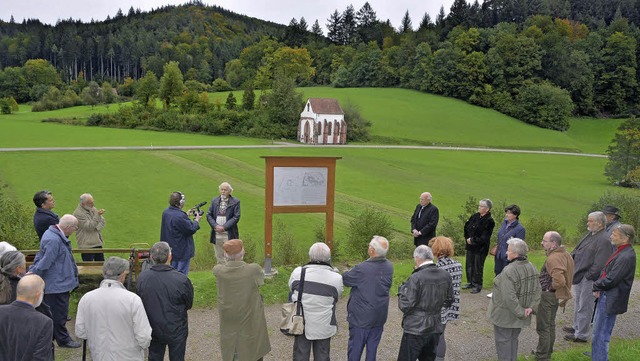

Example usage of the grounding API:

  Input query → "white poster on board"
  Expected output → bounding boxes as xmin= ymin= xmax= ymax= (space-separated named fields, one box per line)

xmin=273 ymin=167 xmax=328 ymax=206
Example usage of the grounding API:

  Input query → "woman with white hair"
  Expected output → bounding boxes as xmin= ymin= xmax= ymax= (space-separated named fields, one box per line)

xmin=488 ymin=238 xmax=541 ymax=361
xmin=206 ymin=182 xmax=241 ymax=264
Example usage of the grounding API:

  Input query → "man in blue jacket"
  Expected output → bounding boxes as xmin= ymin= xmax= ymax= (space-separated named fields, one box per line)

xmin=342 ymin=236 xmax=394 ymax=361
xmin=29 ymin=214 xmax=81 ymax=348
xmin=137 ymin=241 xmax=194 ymax=361
xmin=160 ymin=192 xmax=201 ymax=276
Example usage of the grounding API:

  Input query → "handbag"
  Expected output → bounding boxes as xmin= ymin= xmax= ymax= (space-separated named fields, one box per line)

xmin=279 ymin=267 xmax=306 ymax=336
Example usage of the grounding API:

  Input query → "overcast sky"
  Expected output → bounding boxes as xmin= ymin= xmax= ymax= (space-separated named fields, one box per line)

xmin=2 ymin=0 xmax=457 ymax=33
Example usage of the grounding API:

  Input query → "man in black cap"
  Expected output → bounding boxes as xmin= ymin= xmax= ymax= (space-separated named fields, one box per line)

xmin=602 ymin=205 xmax=621 ymax=237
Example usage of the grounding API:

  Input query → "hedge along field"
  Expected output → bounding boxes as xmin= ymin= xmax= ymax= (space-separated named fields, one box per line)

xmin=0 ymin=103 xmax=268 ymax=148
xmin=0 ymin=144 xmax=626 ymax=270
xmin=210 ymin=87 xmax=622 ymax=154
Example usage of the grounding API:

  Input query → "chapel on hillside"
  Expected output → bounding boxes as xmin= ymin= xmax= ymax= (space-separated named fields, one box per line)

xmin=297 ymin=98 xmax=347 ymax=145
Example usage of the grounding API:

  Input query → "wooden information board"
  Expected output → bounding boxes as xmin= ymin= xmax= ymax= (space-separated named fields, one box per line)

xmin=263 ymin=156 xmax=341 ymax=275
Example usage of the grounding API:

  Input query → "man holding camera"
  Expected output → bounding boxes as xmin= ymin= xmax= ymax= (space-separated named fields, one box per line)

xmin=160 ymin=192 xmax=201 ymax=276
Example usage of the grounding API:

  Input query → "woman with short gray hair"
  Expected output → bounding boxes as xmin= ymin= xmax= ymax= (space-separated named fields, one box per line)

xmin=489 ymin=238 xmax=541 ymax=361
xmin=463 ymin=198 xmax=496 ymax=294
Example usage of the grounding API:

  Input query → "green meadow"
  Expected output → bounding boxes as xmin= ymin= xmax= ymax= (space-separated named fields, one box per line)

xmin=0 ymin=87 xmax=633 ymax=268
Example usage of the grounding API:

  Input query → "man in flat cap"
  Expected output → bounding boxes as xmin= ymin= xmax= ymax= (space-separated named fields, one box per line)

xmin=602 ymin=205 xmax=622 ymax=237
xmin=213 ymin=239 xmax=270 ymax=361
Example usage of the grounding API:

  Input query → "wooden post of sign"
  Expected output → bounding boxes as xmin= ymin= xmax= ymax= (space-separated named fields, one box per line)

xmin=263 ymin=156 xmax=341 ymax=276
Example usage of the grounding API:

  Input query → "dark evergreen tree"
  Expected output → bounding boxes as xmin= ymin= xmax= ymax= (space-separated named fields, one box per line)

xmin=399 ymin=10 xmax=413 ymax=33
xmin=326 ymin=10 xmax=343 ymax=44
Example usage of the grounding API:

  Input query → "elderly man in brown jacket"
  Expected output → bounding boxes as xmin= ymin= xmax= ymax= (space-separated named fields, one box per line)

xmin=534 ymin=231 xmax=574 ymax=361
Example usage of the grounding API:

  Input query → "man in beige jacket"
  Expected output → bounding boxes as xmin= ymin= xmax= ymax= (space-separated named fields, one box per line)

xmin=73 ymin=193 xmax=106 ymax=261
xmin=535 ymin=231 xmax=575 ymax=361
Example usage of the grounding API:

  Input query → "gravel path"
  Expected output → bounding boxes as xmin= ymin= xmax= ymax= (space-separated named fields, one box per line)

xmin=59 ymin=280 xmax=640 ymax=360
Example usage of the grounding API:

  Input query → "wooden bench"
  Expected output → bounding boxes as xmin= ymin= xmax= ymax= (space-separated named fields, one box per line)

xmin=23 ymin=246 xmax=151 ymax=281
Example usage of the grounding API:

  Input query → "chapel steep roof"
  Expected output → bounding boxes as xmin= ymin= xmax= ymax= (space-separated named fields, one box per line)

xmin=308 ymin=98 xmax=344 ymax=115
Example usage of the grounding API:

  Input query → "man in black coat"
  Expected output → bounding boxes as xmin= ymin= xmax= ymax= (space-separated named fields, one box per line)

xmin=397 ymin=245 xmax=453 ymax=361
xmin=33 ymin=190 xmax=59 ymax=240
xmin=463 ymin=198 xmax=496 ymax=294
xmin=0 ymin=274 xmax=53 ymax=361
xmin=410 ymin=192 xmax=439 ymax=247
xmin=137 ymin=241 xmax=194 ymax=361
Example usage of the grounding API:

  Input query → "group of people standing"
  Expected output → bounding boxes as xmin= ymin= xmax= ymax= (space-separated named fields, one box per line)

xmin=0 ymin=185 xmax=636 ymax=361
xmin=410 ymin=191 xmax=635 ymax=361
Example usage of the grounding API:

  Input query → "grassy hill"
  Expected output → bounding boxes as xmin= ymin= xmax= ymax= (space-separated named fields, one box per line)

xmin=220 ymin=87 xmax=621 ymax=154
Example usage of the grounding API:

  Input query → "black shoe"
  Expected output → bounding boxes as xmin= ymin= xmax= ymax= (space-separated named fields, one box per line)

xmin=564 ymin=335 xmax=587 ymax=343
xmin=59 ymin=340 xmax=82 ymax=348
xmin=470 ymin=287 xmax=482 ymax=294
xmin=461 ymin=283 xmax=473 ymax=289
xmin=562 ymin=326 xmax=575 ymax=334
xmin=66 ymin=315 xmax=72 ymax=321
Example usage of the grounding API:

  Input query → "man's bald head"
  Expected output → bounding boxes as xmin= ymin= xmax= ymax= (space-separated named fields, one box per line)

xmin=16 ymin=274 xmax=45 ymax=307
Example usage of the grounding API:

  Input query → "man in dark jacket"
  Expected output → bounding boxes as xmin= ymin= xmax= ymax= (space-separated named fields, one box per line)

xmin=160 ymin=192 xmax=201 ymax=276
xmin=33 ymin=190 xmax=59 ymax=240
xmin=206 ymin=182 xmax=241 ymax=264
xmin=397 ymin=245 xmax=453 ymax=361
xmin=463 ymin=198 xmax=495 ymax=294
xmin=410 ymin=192 xmax=439 ymax=247
xmin=0 ymin=274 xmax=53 ymax=361
xmin=591 ymin=224 xmax=636 ymax=361
xmin=342 ymin=236 xmax=394 ymax=361
xmin=137 ymin=241 xmax=194 ymax=361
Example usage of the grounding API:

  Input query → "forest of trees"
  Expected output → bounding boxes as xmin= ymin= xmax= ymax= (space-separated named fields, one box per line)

xmin=2 ymin=0 xmax=640 ymax=130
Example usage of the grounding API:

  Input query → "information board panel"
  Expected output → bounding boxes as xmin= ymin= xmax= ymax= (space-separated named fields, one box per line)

xmin=273 ymin=167 xmax=328 ymax=206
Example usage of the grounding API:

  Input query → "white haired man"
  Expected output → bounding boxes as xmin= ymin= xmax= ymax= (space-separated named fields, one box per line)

xmin=73 ymin=193 xmax=106 ymax=262
xmin=207 ymin=182 xmax=241 ymax=264
xmin=342 ymin=236 xmax=394 ymax=361
xmin=564 ymin=211 xmax=613 ymax=343
xmin=29 ymin=214 xmax=80 ymax=348
xmin=397 ymin=245 xmax=453 ymax=361
xmin=410 ymin=192 xmax=439 ymax=247
xmin=289 ymin=242 xmax=343 ymax=361
xmin=76 ymin=257 xmax=152 ymax=360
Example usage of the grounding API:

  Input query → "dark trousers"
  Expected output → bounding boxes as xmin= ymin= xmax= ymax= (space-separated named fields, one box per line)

xmin=293 ymin=334 xmax=330 ymax=361
xmin=80 ymin=246 xmax=105 ymax=262
xmin=44 ymin=292 xmax=73 ymax=345
xmin=397 ymin=332 xmax=440 ymax=361
xmin=465 ymin=250 xmax=488 ymax=288
xmin=348 ymin=326 xmax=383 ymax=361
xmin=535 ymin=291 xmax=559 ymax=361
xmin=148 ymin=337 xmax=187 ymax=361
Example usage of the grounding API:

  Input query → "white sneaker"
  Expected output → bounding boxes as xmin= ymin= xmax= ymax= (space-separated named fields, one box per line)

xmin=487 ymin=292 xmax=493 ymax=298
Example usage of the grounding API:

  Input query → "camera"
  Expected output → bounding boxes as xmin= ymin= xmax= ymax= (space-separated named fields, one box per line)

xmin=188 ymin=201 xmax=207 ymax=217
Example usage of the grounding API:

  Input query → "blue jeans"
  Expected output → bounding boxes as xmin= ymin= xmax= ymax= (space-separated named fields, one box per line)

xmin=170 ymin=258 xmax=191 ymax=276
xmin=592 ymin=293 xmax=617 ymax=361
xmin=348 ymin=326 xmax=383 ymax=361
